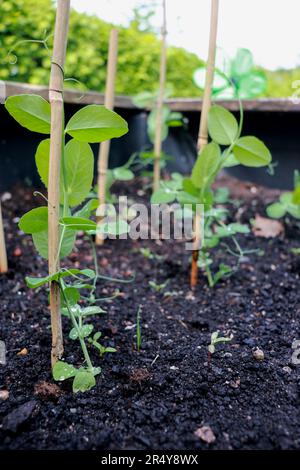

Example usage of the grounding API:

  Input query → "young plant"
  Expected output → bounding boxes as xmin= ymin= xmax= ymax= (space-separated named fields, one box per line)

xmin=5 ymin=93 xmax=128 ymax=392
xmin=149 ymin=280 xmax=169 ymax=293
xmin=267 ymin=170 xmax=300 ymax=220
xmin=139 ymin=247 xmax=162 ymax=261
xmin=152 ymin=104 xmax=272 ymax=287
xmin=208 ymin=331 xmax=233 ymax=361
xmin=136 ymin=305 xmax=142 ymax=352
xmin=194 ymin=48 xmax=267 ymax=99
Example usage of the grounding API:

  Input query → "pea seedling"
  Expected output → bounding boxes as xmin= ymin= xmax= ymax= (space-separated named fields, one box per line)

xmin=152 ymin=104 xmax=272 ymax=287
xmin=208 ymin=331 xmax=233 ymax=363
xmin=5 ymin=93 xmax=128 ymax=392
xmin=194 ymin=48 xmax=267 ymax=99
xmin=267 ymin=170 xmax=300 ymax=220
xmin=149 ymin=280 xmax=169 ymax=293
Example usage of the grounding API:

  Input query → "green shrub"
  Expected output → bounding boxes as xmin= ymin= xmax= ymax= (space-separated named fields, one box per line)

xmin=0 ymin=0 xmax=202 ymax=97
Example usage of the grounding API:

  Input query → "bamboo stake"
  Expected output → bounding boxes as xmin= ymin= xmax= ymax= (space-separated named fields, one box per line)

xmin=96 ymin=28 xmax=119 ymax=245
xmin=0 ymin=201 xmax=8 ymax=274
xmin=190 ymin=0 xmax=219 ymax=289
xmin=48 ymin=0 xmax=70 ymax=366
xmin=153 ymin=0 xmax=167 ymax=193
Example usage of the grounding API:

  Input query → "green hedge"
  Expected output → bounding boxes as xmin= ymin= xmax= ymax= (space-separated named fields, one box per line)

xmin=0 ymin=0 xmax=203 ymax=97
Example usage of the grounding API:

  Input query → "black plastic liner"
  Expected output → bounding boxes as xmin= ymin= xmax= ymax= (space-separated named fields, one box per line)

xmin=0 ymin=103 xmax=299 ymax=191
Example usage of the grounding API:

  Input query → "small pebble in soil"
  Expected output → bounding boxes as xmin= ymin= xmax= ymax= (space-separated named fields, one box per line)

xmin=282 ymin=366 xmax=292 ymax=374
xmin=0 ymin=340 xmax=6 ymax=365
xmin=194 ymin=425 xmax=216 ymax=444
xmin=252 ymin=348 xmax=265 ymax=361
xmin=0 ymin=390 xmax=9 ymax=401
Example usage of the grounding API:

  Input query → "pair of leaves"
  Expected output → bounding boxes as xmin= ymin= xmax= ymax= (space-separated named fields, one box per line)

xmin=267 ymin=192 xmax=300 ymax=220
xmin=26 ymin=268 xmax=95 ymax=289
xmin=208 ymin=106 xmax=271 ymax=167
xmin=52 ymin=361 xmax=101 ymax=393
xmin=35 ymin=138 xmax=94 ymax=208
xmin=5 ymin=94 xmax=128 ymax=143
xmin=191 ymin=106 xmax=271 ymax=190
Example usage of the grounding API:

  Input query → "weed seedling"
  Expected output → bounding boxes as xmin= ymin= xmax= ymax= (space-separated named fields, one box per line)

xmin=136 ymin=306 xmax=142 ymax=352
xmin=208 ymin=331 xmax=233 ymax=363
xmin=149 ymin=280 xmax=169 ymax=293
xmin=139 ymin=247 xmax=162 ymax=261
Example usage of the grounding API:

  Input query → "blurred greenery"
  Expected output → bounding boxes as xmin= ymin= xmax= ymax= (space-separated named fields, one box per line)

xmin=0 ymin=0 xmax=202 ymax=97
xmin=0 ymin=0 xmax=299 ymax=98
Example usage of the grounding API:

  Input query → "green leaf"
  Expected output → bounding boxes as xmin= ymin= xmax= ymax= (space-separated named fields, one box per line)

xmin=112 ymin=167 xmax=134 ymax=181
xmin=5 ymin=94 xmax=51 ymax=134
xmin=151 ymin=189 xmax=177 ymax=204
xmin=222 ymin=153 xmax=240 ymax=168
xmin=73 ymin=369 xmax=96 ymax=393
xmin=81 ymin=324 xmax=94 ymax=338
xmin=105 ymin=347 xmax=117 ymax=354
xmin=64 ymin=139 xmax=94 ymax=207
xmin=35 ymin=139 xmax=52 ymax=188
xmin=182 ymin=178 xmax=199 ymax=197
xmin=69 ymin=328 xmax=79 ymax=340
xmin=74 ymin=199 xmax=99 ymax=218
xmin=239 ymin=71 xmax=267 ymax=99
xmin=216 ymin=223 xmax=249 ymax=238
xmin=177 ymin=191 xmax=200 ymax=205
xmin=60 ymin=216 xmax=97 ymax=232
xmin=233 ymin=136 xmax=271 ymax=167
xmin=32 ymin=225 xmax=76 ymax=260
xmin=267 ymin=202 xmax=287 ymax=219
xmin=208 ymin=105 xmax=239 ymax=145
xmin=191 ymin=142 xmax=221 ymax=189
xmin=231 ymin=48 xmax=253 ymax=78
xmin=132 ymin=91 xmax=157 ymax=108
xmin=292 ymin=187 xmax=300 ymax=205
xmin=19 ymin=207 xmax=48 ymax=234
xmin=81 ymin=306 xmax=105 ymax=317
xmin=63 ymin=287 xmax=80 ymax=306
xmin=65 ymin=105 xmax=128 ymax=143
xmin=288 ymin=205 xmax=300 ymax=219
xmin=26 ymin=268 xmax=95 ymax=289
xmin=52 ymin=361 xmax=77 ymax=381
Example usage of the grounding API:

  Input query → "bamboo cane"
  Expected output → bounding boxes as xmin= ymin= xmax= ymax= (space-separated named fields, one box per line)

xmin=0 ymin=201 xmax=8 ymax=274
xmin=96 ymin=29 xmax=119 ymax=245
xmin=48 ymin=0 xmax=70 ymax=366
xmin=153 ymin=0 xmax=167 ymax=193
xmin=190 ymin=0 xmax=219 ymax=289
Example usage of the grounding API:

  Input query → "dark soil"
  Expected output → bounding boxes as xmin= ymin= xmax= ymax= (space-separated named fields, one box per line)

xmin=0 ymin=177 xmax=300 ymax=450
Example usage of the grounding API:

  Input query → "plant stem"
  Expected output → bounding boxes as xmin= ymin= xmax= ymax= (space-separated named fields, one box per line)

xmin=190 ymin=0 xmax=219 ymax=288
xmin=60 ymin=280 xmax=94 ymax=371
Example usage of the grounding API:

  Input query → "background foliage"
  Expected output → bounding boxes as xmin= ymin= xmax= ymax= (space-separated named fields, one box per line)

xmin=0 ymin=0 xmax=299 ymax=98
